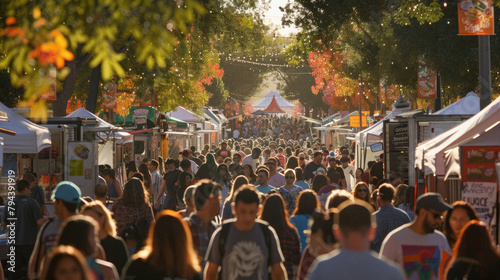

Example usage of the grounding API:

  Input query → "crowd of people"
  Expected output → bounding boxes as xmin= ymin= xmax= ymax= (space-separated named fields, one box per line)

xmin=3 ymin=134 xmax=500 ymax=280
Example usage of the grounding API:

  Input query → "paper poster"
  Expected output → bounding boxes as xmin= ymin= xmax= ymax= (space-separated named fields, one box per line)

xmin=458 ymin=0 xmax=494 ymax=35
xmin=402 ymin=245 xmax=445 ymax=280
xmin=461 ymin=181 xmax=497 ymax=226
xmin=69 ymin=159 xmax=84 ymax=176
xmin=67 ymin=142 xmax=96 ymax=197
xmin=462 ymin=146 xmax=500 ymax=182
xmin=418 ymin=62 xmax=437 ymax=99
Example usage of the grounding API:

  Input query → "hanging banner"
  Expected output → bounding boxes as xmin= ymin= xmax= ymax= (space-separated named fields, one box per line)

xmin=40 ymin=68 xmax=57 ymax=101
xmin=458 ymin=0 xmax=494 ymax=35
xmin=417 ymin=62 xmax=437 ymax=99
xmin=379 ymin=79 xmax=399 ymax=101
xmin=349 ymin=115 xmax=367 ymax=127
xmin=462 ymin=146 xmax=500 ymax=182
xmin=102 ymin=82 xmax=117 ymax=109
xmin=462 ymin=182 xmax=497 ymax=226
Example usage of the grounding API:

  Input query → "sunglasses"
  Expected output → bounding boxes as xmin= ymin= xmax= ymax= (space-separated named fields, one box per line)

xmin=357 ymin=189 xmax=368 ymax=193
xmin=427 ymin=210 xmax=443 ymax=220
xmin=285 ymin=176 xmax=295 ymax=179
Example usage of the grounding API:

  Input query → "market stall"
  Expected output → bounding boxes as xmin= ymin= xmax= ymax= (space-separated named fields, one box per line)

xmin=0 ymin=102 xmax=52 ymax=199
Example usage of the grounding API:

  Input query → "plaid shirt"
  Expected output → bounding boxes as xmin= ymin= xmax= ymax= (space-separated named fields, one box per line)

xmin=185 ymin=214 xmax=220 ymax=265
xmin=371 ymin=205 xmax=411 ymax=252
xmin=280 ymin=226 xmax=302 ymax=279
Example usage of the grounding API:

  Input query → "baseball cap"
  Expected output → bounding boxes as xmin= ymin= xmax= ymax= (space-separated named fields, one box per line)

xmin=51 ymin=181 xmax=82 ymax=204
xmin=329 ymin=151 xmax=336 ymax=157
xmin=416 ymin=192 xmax=452 ymax=213
xmin=179 ymin=149 xmax=190 ymax=157
xmin=193 ymin=180 xmax=221 ymax=210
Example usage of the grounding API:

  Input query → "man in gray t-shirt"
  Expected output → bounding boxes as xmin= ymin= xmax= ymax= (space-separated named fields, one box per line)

xmin=204 ymin=186 xmax=286 ymax=280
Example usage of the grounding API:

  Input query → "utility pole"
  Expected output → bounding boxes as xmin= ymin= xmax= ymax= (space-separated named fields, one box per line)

xmin=358 ymin=77 xmax=363 ymax=132
xmin=479 ymin=35 xmax=491 ymax=109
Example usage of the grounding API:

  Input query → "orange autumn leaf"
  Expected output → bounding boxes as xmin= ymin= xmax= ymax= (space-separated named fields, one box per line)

xmin=6 ymin=16 xmax=16 ymax=25
xmin=0 ymin=27 xmax=25 ymax=38
xmin=28 ymin=30 xmax=74 ymax=68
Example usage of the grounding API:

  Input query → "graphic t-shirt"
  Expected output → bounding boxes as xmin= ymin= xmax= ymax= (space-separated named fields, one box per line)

xmin=380 ymin=225 xmax=451 ymax=280
xmin=206 ymin=222 xmax=284 ymax=280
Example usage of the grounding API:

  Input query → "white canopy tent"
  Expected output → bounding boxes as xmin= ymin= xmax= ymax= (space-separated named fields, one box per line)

xmin=415 ymin=95 xmax=500 ymax=176
xmin=0 ymin=102 xmax=52 ymax=154
xmin=355 ymin=108 xmax=405 ymax=146
xmin=167 ymin=106 xmax=219 ymax=129
xmin=433 ymin=92 xmax=480 ymax=115
xmin=66 ymin=108 xmax=133 ymax=143
xmin=444 ymin=120 xmax=500 ymax=180
xmin=252 ymin=90 xmax=295 ymax=109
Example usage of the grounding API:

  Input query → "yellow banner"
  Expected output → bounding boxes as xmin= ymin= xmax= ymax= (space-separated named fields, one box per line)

xmin=350 ymin=115 xmax=367 ymax=127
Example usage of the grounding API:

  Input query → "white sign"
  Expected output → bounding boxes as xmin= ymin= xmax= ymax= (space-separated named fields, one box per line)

xmin=66 ymin=142 xmax=97 ymax=197
xmin=462 ymin=181 xmax=497 ymax=226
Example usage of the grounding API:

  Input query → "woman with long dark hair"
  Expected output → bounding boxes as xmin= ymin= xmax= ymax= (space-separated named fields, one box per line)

xmin=443 ymin=201 xmax=479 ymax=248
xmin=195 ymin=153 xmax=218 ymax=180
xmin=112 ymin=178 xmax=154 ymax=254
xmin=311 ymin=174 xmax=328 ymax=194
xmin=242 ymin=164 xmax=257 ymax=185
xmin=176 ymin=172 xmax=193 ymax=211
xmin=101 ymin=168 xmax=122 ymax=201
xmin=294 ymin=167 xmax=310 ymax=190
xmin=398 ymin=186 xmax=415 ymax=220
xmin=446 ymin=220 xmax=500 ymax=279
xmin=221 ymin=175 xmax=249 ymax=220
xmin=285 ymin=156 xmax=299 ymax=170
xmin=393 ymin=184 xmax=408 ymax=208
xmin=57 ymin=216 xmax=119 ymax=280
xmin=212 ymin=164 xmax=232 ymax=202
xmin=290 ymin=190 xmax=320 ymax=253
xmin=123 ymin=210 xmax=201 ymax=280
xmin=260 ymin=194 xmax=301 ymax=280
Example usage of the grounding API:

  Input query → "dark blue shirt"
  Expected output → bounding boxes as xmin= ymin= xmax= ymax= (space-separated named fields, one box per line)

xmin=371 ymin=205 xmax=410 ymax=253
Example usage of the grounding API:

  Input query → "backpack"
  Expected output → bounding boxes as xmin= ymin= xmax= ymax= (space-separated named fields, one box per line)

xmin=218 ymin=219 xmax=272 ymax=278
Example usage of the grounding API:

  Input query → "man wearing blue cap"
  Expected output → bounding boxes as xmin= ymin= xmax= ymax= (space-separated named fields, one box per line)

xmin=28 ymin=181 xmax=82 ymax=280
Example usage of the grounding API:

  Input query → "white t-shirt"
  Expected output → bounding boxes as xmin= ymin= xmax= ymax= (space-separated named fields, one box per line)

xmin=380 ymin=225 xmax=451 ymax=280
xmin=341 ymin=165 xmax=356 ymax=192
xmin=242 ymin=154 xmax=259 ymax=170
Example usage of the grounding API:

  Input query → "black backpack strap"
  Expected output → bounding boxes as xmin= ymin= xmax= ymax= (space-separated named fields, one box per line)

xmin=33 ymin=217 xmax=54 ymax=275
xmin=218 ymin=219 xmax=235 ymax=262
xmin=257 ymin=221 xmax=272 ymax=266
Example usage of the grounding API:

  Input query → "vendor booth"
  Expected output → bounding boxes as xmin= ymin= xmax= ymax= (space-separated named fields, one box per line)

xmin=415 ymin=95 xmax=500 ymax=239
xmin=0 ymin=102 xmax=52 ymax=200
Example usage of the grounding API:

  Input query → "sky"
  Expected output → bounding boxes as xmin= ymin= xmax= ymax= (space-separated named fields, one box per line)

xmin=262 ymin=0 xmax=300 ymax=36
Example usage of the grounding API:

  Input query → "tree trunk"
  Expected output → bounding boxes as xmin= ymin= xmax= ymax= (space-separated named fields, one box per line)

xmin=51 ymin=60 xmax=78 ymax=117
xmin=86 ymin=66 xmax=101 ymax=114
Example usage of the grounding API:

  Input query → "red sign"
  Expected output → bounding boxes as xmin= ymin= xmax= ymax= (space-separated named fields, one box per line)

xmin=458 ymin=0 xmax=494 ymax=35
xmin=462 ymin=146 xmax=500 ymax=182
